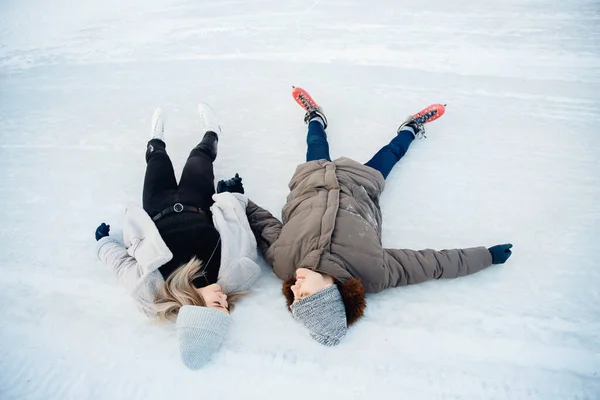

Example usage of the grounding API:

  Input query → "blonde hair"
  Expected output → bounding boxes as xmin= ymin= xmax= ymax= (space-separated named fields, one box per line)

xmin=154 ymin=257 xmax=243 ymax=321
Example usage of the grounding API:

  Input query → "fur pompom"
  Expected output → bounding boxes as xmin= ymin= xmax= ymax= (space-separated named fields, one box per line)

xmin=282 ymin=277 xmax=296 ymax=310
xmin=338 ymin=278 xmax=366 ymax=325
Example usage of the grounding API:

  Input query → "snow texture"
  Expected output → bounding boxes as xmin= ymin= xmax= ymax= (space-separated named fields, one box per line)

xmin=1 ymin=0 xmax=599 ymax=399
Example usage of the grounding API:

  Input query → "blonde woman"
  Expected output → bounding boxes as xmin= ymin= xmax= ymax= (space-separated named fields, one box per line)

xmin=95 ymin=105 xmax=260 ymax=369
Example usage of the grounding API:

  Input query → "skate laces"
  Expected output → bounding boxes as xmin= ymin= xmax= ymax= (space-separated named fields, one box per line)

xmin=297 ymin=92 xmax=318 ymax=124
xmin=413 ymin=108 xmax=439 ymax=125
xmin=297 ymin=92 xmax=317 ymax=113
xmin=411 ymin=120 xmax=426 ymax=139
xmin=410 ymin=108 xmax=441 ymax=139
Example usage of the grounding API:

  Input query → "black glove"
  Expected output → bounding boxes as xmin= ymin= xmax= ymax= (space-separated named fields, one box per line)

xmin=217 ymin=173 xmax=244 ymax=194
xmin=488 ymin=244 xmax=513 ymax=264
xmin=95 ymin=223 xmax=110 ymax=241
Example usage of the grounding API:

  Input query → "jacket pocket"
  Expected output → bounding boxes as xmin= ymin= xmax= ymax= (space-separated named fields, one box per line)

xmin=127 ymin=237 xmax=141 ymax=258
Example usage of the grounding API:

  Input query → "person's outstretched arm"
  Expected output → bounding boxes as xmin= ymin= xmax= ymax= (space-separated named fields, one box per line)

xmin=245 ymin=200 xmax=283 ymax=257
xmin=95 ymin=223 xmax=146 ymax=288
xmin=381 ymin=244 xmax=511 ymax=289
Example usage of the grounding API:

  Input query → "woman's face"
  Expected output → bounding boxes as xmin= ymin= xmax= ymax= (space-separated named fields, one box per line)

xmin=197 ymin=283 xmax=229 ymax=313
xmin=290 ymin=268 xmax=334 ymax=303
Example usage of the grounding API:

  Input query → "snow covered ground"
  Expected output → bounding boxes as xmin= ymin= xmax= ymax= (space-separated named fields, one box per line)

xmin=1 ymin=0 xmax=599 ymax=398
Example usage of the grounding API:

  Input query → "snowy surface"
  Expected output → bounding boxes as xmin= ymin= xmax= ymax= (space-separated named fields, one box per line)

xmin=1 ymin=0 xmax=599 ymax=399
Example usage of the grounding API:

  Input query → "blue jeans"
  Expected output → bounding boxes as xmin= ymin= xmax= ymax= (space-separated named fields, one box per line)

xmin=306 ymin=120 xmax=331 ymax=162
xmin=306 ymin=121 xmax=414 ymax=179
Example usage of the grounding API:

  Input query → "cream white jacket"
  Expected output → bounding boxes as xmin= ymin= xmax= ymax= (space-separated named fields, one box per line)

xmin=96 ymin=192 xmax=261 ymax=316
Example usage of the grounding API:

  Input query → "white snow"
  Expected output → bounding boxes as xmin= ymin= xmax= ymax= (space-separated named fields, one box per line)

xmin=1 ymin=0 xmax=599 ymax=398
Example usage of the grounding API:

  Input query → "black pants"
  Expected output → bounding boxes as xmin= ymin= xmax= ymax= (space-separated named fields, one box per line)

xmin=143 ymin=134 xmax=217 ymax=217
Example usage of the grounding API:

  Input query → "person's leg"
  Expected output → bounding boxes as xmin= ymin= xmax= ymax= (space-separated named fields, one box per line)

xmin=143 ymin=139 xmax=178 ymax=217
xmin=364 ymin=127 xmax=415 ymax=179
xmin=178 ymin=132 xmax=218 ymax=212
xmin=306 ymin=119 xmax=331 ymax=162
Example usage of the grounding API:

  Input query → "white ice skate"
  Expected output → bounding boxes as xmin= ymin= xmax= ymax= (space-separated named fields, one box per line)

xmin=151 ymin=108 xmax=165 ymax=141
xmin=197 ymin=102 xmax=221 ymax=135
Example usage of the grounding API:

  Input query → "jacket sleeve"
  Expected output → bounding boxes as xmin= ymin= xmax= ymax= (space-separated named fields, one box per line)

xmin=218 ymin=257 xmax=261 ymax=293
xmin=246 ymin=200 xmax=283 ymax=257
xmin=382 ymin=246 xmax=493 ymax=288
xmin=97 ymin=236 xmax=148 ymax=291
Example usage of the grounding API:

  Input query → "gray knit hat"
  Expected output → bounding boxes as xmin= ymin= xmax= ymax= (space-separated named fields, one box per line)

xmin=176 ymin=305 xmax=231 ymax=369
xmin=290 ymin=285 xmax=347 ymax=346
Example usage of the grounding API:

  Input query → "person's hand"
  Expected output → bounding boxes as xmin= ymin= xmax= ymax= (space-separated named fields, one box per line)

xmin=217 ymin=173 xmax=244 ymax=194
xmin=488 ymin=244 xmax=513 ymax=264
xmin=95 ymin=223 xmax=110 ymax=241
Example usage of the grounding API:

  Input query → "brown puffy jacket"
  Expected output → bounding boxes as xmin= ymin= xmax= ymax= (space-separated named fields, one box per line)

xmin=247 ymin=157 xmax=493 ymax=293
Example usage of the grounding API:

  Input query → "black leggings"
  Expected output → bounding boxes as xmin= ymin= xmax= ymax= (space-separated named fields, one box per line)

xmin=142 ymin=133 xmax=217 ymax=217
